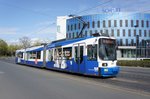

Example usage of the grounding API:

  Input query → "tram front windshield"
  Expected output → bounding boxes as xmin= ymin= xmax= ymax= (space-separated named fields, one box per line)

xmin=99 ymin=38 xmax=116 ymax=61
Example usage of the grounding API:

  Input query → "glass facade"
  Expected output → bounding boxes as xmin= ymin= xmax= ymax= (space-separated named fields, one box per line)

xmin=66 ymin=13 xmax=150 ymax=59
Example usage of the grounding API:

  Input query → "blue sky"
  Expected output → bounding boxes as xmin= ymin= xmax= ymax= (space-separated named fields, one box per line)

xmin=0 ymin=0 xmax=150 ymax=44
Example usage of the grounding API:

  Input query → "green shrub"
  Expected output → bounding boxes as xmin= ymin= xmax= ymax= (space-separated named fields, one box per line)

xmin=117 ymin=60 xmax=150 ymax=67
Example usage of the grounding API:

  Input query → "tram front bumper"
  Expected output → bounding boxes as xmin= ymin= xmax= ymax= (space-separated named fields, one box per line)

xmin=99 ymin=66 xmax=120 ymax=77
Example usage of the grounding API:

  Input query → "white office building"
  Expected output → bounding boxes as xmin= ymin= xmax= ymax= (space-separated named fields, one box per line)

xmin=56 ymin=16 xmax=70 ymax=40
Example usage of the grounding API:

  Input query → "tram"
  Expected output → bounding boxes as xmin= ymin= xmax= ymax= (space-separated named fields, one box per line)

xmin=16 ymin=36 xmax=119 ymax=77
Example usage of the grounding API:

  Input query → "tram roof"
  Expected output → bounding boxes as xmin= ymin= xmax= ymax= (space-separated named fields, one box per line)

xmin=47 ymin=37 xmax=91 ymax=48
xmin=26 ymin=46 xmax=44 ymax=52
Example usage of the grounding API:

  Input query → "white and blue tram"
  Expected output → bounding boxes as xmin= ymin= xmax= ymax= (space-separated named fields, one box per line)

xmin=16 ymin=36 xmax=119 ymax=77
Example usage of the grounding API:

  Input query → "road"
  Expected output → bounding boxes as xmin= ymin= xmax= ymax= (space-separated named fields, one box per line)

xmin=0 ymin=58 xmax=150 ymax=99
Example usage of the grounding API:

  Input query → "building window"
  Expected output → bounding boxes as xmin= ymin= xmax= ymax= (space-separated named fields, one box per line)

xmin=76 ymin=32 xmax=78 ymax=37
xmin=134 ymin=29 xmax=136 ymax=36
xmin=85 ymin=31 xmax=87 ymax=37
xmin=139 ymin=30 xmax=142 ymax=37
xmin=111 ymin=29 xmax=114 ymax=36
xmin=71 ymin=25 xmax=73 ymax=31
xmin=141 ymin=20 xmax=144 ymax=27
xmin=146 ymin=20 xmax=149 ymax=27
xmin=131 ymin=39 xmax=134 ymax=46
xmin=149 ymin=30 xmax=150 ymax=37
xmin=72 ymin=32 xmax=74 ymax=38
xmin=108 ymin=20 xmax=111 ymax=27
xmin=125 ymin=20 xmax=128 ymax=27
xmin=68 ymin=25 xmax=70 ymax=31
xmin=114 ymin=20 xmax=117 ymax=27
xmin=74 ymin=24 xmax=76 ymax=30
xmin=128 ymin=29 xmax=131 ymax=37
xmin=103 ymin=20 xmax=106 ymax=28
xmin=87 ymin=22 xmax=90 ymax=28
xmin=120 ymin=20 xmax=122 ymax=27
xmin=78 ymin=23 xmax=80 ymax=29
xmin=136 ymin=20 xmax=139 ymax=27
xmin=97 ymin=21 xmax=100 ymax=28
xmin=117 ymin=29 xmax=120 ymax=37
xmin=144 ymin=30 xmax=147 ymax=37
xmin=100 ymin=30 xmax=103 ymax=34
xmin=90 ymin=30 xmax=92 ymax=36
xmin=105 ymin=29 xmax=108 ymax=35
xmin=69 ymin=33 xmax=71 ymax=38
xmin=92 ymin=21 xmax=95 ymax=28
xmin=95 ymin=30 xmax=98 ymax=33
xmin=66 ymin=33 xmax=68 ymax=38
xmin=126 ymin=39 xmax=128 ymax=46
xmin=120 ymin=39 xmax=122 ymax=46
xmin=123 ymin=29 xmax=125 ymax=36
xmin=131 ymin=20 xmax=133 ymax=27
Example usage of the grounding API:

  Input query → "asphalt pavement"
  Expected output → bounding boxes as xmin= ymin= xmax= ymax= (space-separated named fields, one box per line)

xmin=0 ymin=59 xmax=150 ymax=99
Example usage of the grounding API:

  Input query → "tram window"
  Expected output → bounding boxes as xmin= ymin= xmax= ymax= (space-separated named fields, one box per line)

xmin=17 ymin=52 xmax=23 ymax=58
xmin=80 ymin=46 xmax=83 ymax=63
xmin=29 ymin=52 xmax=32 ymax=59
xmin=48 ymin=49 xmax=53 ymax=61
xmin=63 ymin=47 xmax=72 ymax=60
xmin=74 ymin=47 xmax=78 ymax=62
xmin=58 ymin=48 xmax=62 ymax=57
xmin=21 ymin=53 xmax=23 ymax=58
xmin=27 ymin=52 xmax=30 ymax=59
xmin=87 ymin=45 xmax=97 ymax=61
xmin=74 ymin=46 xmax=83 ymax=64
xmin=29 ymin=51 xmax=36 ymax=59
xmin=37 ymin=51 xmax=41 ymax=59
xmin=54 ymin=49 xmax=58 ymax=60
xmin=32 ymin=52 xmax=36 ymax=59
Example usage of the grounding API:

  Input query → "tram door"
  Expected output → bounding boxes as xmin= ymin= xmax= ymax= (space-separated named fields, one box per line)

xmin=53 ymin=47 xmax=62 ymax=69
xmin=73 ymin=43 xmax=85 ymax=73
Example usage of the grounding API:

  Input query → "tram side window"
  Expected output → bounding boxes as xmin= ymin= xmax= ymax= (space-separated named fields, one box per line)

xmin=17 ymin=52 xmax=23 ymax=58
xmin=63 ymin=47 xmax=72 ymax=60
xmin=87 ymin=45 xmax=97 ymax=61
xmin=28 ymin=52 xmax=32 ymax=59
xmin=29 ymin=51 xmax=36 ymax=59
xmin=32 ymin=51 xmax=36 ymax=59
xmin=48 ymin=49 xmax=53 ymax=61
xmin=37 ymin=51 xmax=41 ymax=59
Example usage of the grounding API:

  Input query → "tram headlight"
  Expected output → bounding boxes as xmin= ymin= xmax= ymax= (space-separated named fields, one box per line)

xmin=102 ymin=63 xmax=107 ymax=67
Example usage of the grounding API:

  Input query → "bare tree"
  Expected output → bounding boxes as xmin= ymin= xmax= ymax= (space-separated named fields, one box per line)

xmin=19 ymin=36 xmax=31 ymax=49
xmin=32 ymin=40 xmax=42 ymax=46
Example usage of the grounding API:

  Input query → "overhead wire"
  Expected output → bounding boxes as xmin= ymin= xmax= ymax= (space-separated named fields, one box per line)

xmin=24 ymin=0 xmax=114 ymax=36
xmin=1 ymin=0 xmax=149 ymax=39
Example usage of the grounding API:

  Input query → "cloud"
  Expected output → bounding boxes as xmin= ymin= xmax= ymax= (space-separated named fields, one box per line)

xmin=0 ymin=27 xmax=19 ymax=34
